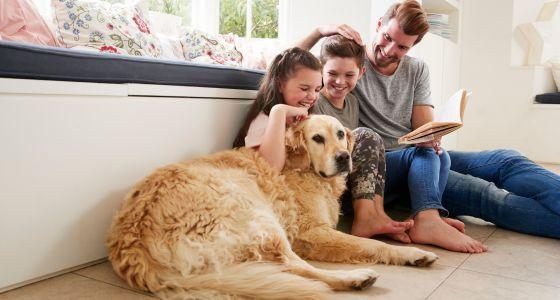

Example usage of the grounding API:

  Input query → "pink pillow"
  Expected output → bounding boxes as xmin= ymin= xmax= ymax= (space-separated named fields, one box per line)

xmin=0 ymin=0 xmax=57 ymax=46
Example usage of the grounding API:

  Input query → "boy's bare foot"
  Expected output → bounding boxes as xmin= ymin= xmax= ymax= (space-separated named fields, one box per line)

xmin=385 ymin=232 xmax=412 ymax=243
xmin=351 ymin=198 xmax=413 ymax=240
xmin=408 ymin=210 xmax=488 ymax=253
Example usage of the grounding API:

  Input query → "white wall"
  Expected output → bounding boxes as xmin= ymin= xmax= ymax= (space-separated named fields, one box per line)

xmin=457 ymin=0 xmax=560 ymax=163
xmin=510 ymin=0 xmax=549 ymax=66
xmin=285 ymin=0 xmax=373 ymax=52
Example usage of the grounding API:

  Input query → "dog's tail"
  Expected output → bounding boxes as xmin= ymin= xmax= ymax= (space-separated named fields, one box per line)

xmin=154 ymin=262 xmax=331 ymax=300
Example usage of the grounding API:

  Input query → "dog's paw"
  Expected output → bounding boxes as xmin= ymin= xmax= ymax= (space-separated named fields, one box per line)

xmin=344 ymin=268 xmax=379 ymax=291
xmin=405 ymin=248 xmax=438 ymax=267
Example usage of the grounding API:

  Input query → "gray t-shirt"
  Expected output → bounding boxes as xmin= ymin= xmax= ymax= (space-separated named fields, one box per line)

xmin=312 ymin=93 xmax=359 ymax=130
xmin=352 ymin=55 xmax=432 ymax=151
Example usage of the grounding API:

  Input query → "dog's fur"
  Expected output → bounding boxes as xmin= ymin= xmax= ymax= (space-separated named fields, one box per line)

xmin=107 ymin=115 xmax=438 ymax=300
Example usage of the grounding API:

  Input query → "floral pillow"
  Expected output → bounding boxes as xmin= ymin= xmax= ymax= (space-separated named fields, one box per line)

xmin=180 ymin=27 xmax=243 ymax=66
xmin=51 ymin=0 xmax=162 ymax=57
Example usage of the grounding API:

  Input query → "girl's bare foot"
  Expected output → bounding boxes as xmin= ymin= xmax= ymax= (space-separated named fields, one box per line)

xmin=351 ymin=198 xmax=413 ymax=240
xmin=408 ymin=210 xmax=488 ymax=253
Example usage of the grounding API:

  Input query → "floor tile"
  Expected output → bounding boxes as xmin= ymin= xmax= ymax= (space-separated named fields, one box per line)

xmin=458 ymin=216 xmax=497 ymax=240
xmin=460 ymin=228 xmax=560 ymax=287
xmin=370 ymin=236 xmax=473 ymax=268
xmin=0 ymin=273 xmax=154 ymax=300
xmin=73 ymin=261 xmax=152 ymax=296
xmin=310 ymin=261 xmax=455 ymax=300
xmin=428 ymin=269 xmax=560 ymax=300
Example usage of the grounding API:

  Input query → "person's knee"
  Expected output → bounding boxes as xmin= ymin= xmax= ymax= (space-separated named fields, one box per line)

xmin=353 ymin=127 xmax=384 ymax=149
xmin=494 ymin=149 xmax=523 ymax=159
xmin=439 ymin=149 xmax=451 ymax=169
xmin=414 ymin=146 xmax=438 ymax=157
xmin=493 ymin=149 xmax=528 ymax=165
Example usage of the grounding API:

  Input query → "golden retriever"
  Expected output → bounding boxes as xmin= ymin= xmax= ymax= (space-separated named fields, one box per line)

xmin=107 ymin=115 xmax=438 ymax=300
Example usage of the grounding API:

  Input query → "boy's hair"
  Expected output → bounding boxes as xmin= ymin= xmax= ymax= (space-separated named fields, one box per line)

xmin=382 ymin=0 xmax=429 ymax=45
xmin=232 ymin=47 xmax=322 ymax=148
xmin=320 ymin=34 xmax=365 ymax=69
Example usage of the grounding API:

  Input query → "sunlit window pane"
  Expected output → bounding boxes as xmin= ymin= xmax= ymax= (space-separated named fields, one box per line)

xmin=148 ymin=0 xmax=192 ymax=26
xmin=219 ymin=0 xmax=246 ymax=37
xmin=252 ymin=0 xmax=278 ymax=38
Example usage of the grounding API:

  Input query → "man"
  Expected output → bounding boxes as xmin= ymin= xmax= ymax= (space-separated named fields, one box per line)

xmin=297 ymin=0 xmax=560 ymax=250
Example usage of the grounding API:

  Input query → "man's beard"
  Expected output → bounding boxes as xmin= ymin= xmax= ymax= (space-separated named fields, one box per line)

xmin=373 ymin=44 xmax=399 ymax=67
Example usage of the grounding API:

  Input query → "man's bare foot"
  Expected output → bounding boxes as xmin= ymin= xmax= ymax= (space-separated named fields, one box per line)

xmin=443 ymin=217 xmax=465 ymax=233
xmin=409 ymin=210 xmax=488 ymax=253
xmin=351 ymin=198 xmax=413 ymax=239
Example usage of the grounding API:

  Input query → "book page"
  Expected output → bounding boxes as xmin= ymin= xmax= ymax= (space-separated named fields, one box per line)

xmin=434 ymin=89 xmax=468 ymax=123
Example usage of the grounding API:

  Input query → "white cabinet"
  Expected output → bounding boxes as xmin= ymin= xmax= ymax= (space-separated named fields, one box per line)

xmin=0 ymin=79 xmax=255 ymax=292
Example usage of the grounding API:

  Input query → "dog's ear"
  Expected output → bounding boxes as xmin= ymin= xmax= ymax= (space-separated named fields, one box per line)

xmin=345 ymin=127 xmax=355 ymax=153
xmin=285 ymin=124 xmax=311 ymax=171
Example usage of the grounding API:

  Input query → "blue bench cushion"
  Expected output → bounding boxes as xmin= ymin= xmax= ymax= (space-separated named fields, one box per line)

xmin=0 ymin=40 xmax=264 ymax=90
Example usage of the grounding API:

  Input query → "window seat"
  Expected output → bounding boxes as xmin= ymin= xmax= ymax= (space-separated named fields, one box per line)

xmin=0 ymin=40 xmax=264 ymax=292
xmin=0 ymin=40 xmax=264 ymax=90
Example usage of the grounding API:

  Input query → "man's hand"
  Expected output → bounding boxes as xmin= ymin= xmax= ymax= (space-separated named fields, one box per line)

xmin=416 ymin=137 xmax=443 ymax=155
xmin=318 ymin=24 xmax=364 ymax=45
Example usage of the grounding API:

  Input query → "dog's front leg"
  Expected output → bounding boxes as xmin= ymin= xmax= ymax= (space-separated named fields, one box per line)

xmin=293 ymin=226 xmax=437 ymax=267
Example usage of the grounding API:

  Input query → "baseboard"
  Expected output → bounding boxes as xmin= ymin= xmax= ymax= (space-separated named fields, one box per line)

xmin=0 ymin=258 xmax=107 ymax=294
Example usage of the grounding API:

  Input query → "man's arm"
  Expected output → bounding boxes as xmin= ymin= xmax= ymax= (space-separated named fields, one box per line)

xmin=295 ymin=24 xmax=364 ymax=50
xmin=412 ymin=105 xmax=442 ymax=153
xmin=411 ymin=105 xmax=434 ymax=130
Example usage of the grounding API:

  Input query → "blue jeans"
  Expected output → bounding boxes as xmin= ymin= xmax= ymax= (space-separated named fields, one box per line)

xmin=443 ymin=150 xmax=560 ymax=238
xmin=385 ymin=147 xmax=451 ymax=216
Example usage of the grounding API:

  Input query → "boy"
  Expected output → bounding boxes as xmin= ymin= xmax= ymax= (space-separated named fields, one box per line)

xmin=312 ymin=35 xmax=414 ymax=242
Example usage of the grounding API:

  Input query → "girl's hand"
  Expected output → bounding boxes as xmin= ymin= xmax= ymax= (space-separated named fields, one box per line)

xmin=271 ymin=104 xmax=309 ymax=125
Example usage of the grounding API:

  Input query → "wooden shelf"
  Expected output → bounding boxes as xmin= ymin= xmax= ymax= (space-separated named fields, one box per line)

xmin=422 ymin=0 xmax=461 ymax=43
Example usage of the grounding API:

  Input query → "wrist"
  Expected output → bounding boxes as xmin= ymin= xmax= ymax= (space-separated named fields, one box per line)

xmin=314 ymin=27 xmax=325 ymax=39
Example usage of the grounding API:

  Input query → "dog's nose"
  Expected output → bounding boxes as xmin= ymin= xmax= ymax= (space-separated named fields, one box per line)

xmin=335 ymin=151 xmax=350 ymax=164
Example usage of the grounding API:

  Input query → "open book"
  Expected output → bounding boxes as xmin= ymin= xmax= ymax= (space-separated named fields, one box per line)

xmin=398 ymin=89 xmax=469 ymax=145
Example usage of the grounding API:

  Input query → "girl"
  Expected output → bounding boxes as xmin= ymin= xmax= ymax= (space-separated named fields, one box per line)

xmin=233 ymin=47 xmax=322 ymax=172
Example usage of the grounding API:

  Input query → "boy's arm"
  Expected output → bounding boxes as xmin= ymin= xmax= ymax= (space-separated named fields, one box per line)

xmin=295 ymin=24 xmax=364 ymax=50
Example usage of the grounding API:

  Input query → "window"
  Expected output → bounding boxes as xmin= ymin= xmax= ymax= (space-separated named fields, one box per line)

xmin=30 ymin=0 xmax=284 ymax=39
xmin=146 ymin=0 xmax=192 ymax=26
xmin=219 ymin=0 xmax=279 ymax=39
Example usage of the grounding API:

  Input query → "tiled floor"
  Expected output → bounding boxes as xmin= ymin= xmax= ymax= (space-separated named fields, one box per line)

xmin=1 ymin=165 xmax=559 ymax=300
xmin=2 ymin=218 xmax=559 ymax=300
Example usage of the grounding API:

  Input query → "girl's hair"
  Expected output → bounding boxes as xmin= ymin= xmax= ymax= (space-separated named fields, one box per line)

xmin=320 ymin=34 xmax=365 ymax=69
xmin=232 ymin=47 xmax=322 ymax=148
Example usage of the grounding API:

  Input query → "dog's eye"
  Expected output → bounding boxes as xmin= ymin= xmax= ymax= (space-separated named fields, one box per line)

xmin=337 ymin=130 xmax=345 ymax=139
xmin=312 ymin=134 xmax=324 ymax=144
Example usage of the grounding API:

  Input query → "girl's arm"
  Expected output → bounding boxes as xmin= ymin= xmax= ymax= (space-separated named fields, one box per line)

xmin=258 ymin=104 xmax=308 ymax=172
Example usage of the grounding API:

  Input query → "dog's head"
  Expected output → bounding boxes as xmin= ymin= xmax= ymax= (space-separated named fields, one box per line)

xmin=285 ymin=115 xmax=354 ymax=177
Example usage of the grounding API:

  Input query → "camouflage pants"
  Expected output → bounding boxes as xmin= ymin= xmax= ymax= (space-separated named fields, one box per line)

xmin=345 ymin=127 xmax=386 ymax=204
